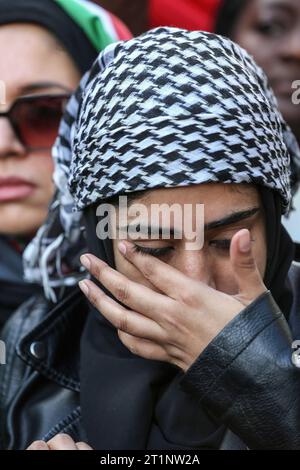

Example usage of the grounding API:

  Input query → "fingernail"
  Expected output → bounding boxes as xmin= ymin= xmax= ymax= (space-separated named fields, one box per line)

xmin=79 ymin=280 xmax=89 ymax=296
xmin=80 ymin=255 xmax=91 ymax=270
xmin=118 ymin=242 xmax=127 ymax=256
xmin=239 ymin=230 xmax=251 ymax=253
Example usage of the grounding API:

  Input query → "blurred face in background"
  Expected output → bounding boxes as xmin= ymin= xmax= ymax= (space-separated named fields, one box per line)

xmin=231 ymin=0 xmax=300 ymax=142
xmin=0 ymin=23 xmax=80 ymax=236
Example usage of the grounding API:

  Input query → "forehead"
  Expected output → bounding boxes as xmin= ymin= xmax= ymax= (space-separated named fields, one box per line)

xmin=0 ymin=23 xmax=75 ymax=100
xmin=261 ymin=0 xmax=300 ymax=7
xmin=248 ymin=0 xmax=300 ymax=14
xmin=0 ymin=23 xmax=59 ymax=67
xmin=129 ymin=183 xmax=260 ymax=208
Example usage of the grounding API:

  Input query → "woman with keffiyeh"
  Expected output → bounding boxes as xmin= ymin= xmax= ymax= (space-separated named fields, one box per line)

xmin=2 ymin=28 xmax=300 ymax=450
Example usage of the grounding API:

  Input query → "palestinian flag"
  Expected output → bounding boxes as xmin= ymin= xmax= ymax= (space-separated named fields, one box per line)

xmin=55 ymin=0 xmax=132 ymax=52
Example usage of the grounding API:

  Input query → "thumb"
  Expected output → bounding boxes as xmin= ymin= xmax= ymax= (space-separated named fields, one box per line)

xmin=230 ymin=229 xmax=267 ymax=303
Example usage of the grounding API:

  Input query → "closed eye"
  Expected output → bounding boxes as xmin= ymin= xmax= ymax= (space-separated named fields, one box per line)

xmin=132 ymin=245 xmax=174 ymax=258
xmin=209 ymin=239 xmax=231 ymax=251
xmin=209 ymin=237 xmax=255 ymax=253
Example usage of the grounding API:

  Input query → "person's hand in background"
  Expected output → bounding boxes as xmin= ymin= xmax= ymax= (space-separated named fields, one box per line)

xmin=26 ymin=434 xmax=92 ymax=450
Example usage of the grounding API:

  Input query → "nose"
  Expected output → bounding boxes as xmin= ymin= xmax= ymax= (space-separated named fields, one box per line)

xmin=0 ymin=117 xmax=26 ymax=158
xmin=176 ymin=250 xmax=216 ymax=288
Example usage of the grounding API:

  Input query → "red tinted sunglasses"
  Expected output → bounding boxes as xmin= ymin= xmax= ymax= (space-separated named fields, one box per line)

xmin=0 ymin=93 xmax=71 ymax=151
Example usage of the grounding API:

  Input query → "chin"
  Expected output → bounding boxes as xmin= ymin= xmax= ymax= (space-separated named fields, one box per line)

xmin=0 ymin=207 xmax=48 ymax=238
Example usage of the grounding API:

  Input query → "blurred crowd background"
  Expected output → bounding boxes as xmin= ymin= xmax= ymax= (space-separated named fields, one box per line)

xmin=92 ymin=0 xmax=221 ymax=35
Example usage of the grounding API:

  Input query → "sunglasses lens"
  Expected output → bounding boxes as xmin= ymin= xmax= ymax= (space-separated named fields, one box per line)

xmin=11 ymin=95 xmax=69 ymax=150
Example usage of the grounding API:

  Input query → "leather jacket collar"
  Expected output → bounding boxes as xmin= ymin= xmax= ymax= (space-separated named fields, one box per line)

xmin=16 ymin=288 xmax=88 ymax=392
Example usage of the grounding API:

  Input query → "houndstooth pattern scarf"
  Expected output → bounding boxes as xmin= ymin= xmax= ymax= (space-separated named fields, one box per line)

xmin=23 ymin=27 xmax=300 ymax=302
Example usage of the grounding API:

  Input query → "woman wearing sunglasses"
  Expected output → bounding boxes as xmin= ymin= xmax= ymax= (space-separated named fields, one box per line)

xmin=0 ymin=0 xmax=131 ymax=330
xmin=6 ymin=28 xmax=300 ymax=450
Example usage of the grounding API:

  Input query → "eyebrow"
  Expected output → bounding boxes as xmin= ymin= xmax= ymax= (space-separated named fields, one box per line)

xmin=204 ymin=207 xmax=260 ymax=231
xmin=19 ymin=82 xmax=72 ymax=95
xmin=264 ymin=1 xmax=295 ymax=14
xmin=117 ymin=207 xmax=260 ymax=237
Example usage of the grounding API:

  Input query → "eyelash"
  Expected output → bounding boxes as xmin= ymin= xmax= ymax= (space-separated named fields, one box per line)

xmin=209 ymin=239 xmax=231 ymax=251
xmin=210 ymin=237 xmax=256 ymax=252
xmin=132 ymin=245 xmax=174 ymax=258
xmin=133 ymin=238 xmax=255 ymax=258
xmin=132 ymin=241 xmax=231 ymax=258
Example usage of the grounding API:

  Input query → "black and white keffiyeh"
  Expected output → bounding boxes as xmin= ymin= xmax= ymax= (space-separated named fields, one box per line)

xmin=23 ymin=27 xmax=300 ymax=301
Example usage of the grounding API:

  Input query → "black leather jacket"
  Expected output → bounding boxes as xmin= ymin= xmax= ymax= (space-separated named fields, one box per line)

xmin=0 ymin=236 xmax=41 ymax=331
xmin=0 ymin=265 xmax=300 ymax=450
xmin=0 ymin=289 xmax=87 ymax=450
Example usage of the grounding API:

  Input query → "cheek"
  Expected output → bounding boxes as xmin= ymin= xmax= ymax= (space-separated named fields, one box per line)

xmin=212 ymin=258 xmax=239 ymax=295
xmin=233 ymin=31 xmax=275 ymax=70
xmin=26 ymin=152 xmax=54 ymax=184
xmin=23 ymin=153 xmax=54 ymax=204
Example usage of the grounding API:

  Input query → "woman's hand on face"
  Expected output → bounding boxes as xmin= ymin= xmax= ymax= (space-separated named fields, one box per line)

xmin=26 ymin=434 xmax=92 ymax=450
xmin=79 ymin=229 xmax=267 ymax=372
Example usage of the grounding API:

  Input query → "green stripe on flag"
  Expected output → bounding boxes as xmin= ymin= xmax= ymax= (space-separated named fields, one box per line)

xmin=54 ymin=0 xmax=115 ymax=51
